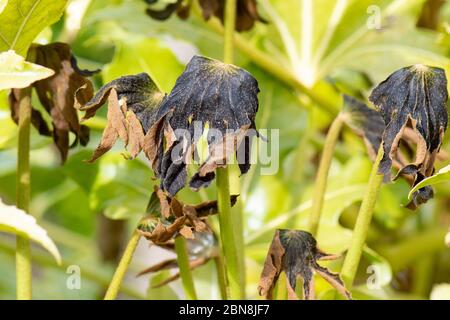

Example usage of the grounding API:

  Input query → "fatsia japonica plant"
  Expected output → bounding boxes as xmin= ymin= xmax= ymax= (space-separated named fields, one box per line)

xmin=0 ymin=0 xmax=449 ymax=302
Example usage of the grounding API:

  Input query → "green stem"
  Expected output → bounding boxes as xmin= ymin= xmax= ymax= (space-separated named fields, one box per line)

xmin=214 ymin=254 xmax=228 ymax=300
xmin=104 ymin=231 xmax=141 ymax=300
xmin=216 ymin=168 xmax=244 ymax=299
xmin=174 ymin=236 xmax=198 ymax=300
xmin=308 ymin=115 xmax=344 ymax=236
xmin=214 ymin=0 xmax=245 ymax=300
xmin=341 ymin=146 xmax=384 ymax=288
xmin=16 ymin=88 xmax=32 ymax=300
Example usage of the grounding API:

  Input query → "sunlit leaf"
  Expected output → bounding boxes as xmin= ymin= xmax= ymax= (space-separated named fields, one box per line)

xmin=0 ymin=199 xmax=61 ymax=264
xmin=0 ymin=50 xmax=53 ymax=90
xmin=408 ymin=164 xmax=450 ymax=199
xmin=0 ymin=0 xmax=67 ymax=56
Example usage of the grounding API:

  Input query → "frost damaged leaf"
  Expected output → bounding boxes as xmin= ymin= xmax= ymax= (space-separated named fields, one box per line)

xmin=144 ymin=0 xmax=265 ymax=32
xmin=199 ymin=0 xmax=266 ymax=32
xmin=369 ymin=65 xmax=448 ymax=209
xmin=77 ymin=73 xmax=165 ymax=162
xmin=258 ymin=229 xmax=351 ymax=300
xmin=151 ymin=55 xmax=259 ymax=196
xmin=137 ymin=187 xmax=237 ymax=245
xmin=342 ymin=95 xmax=385 ymax=160
xmin=8 ymin=43 xmax=96 ymax=162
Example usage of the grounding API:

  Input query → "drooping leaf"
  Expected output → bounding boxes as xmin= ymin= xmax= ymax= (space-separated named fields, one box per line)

xmin=341 ymin=94 xmax=385 ymax=159
xmin=137 ymin=186 xmax=237 ymax=245
xmin=258 ymin=229 xmax=351 ymax=300
xmin=0 ymin=50 xmax=54 ymax=90
xmin=144 ymin=0 xmax=265 ymax=31
xmin=150 ymin=55 xmax=260 ymax=196
xmin=199 ymin=0 xmax=266 ymax=32
xmin=0 ymin=199 xmax=61 ymax=264
xmin=9 ymin=43 xmax=96 ymax=162
xmin=0 ymin=0 xmax=68 ymax=56
xmin=369 ymin=65 xmax=448 ymax=209
xmin=78 ymin=73 xmax=165 ymax=162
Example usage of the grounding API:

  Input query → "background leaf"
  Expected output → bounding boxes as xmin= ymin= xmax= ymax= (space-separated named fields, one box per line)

xmin=0 ymin=0 xmax=67 ymax=56
xmin=0 ymin=199 xmax=61 ymax=264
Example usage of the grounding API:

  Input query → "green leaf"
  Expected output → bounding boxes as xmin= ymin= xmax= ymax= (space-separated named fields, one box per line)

xmin=0 ymin=199 xmax=61 ymax=264
xmin=0 ymin=49 xmax=53 ymax=90
xmin=102 ymin=36 xmax=184 ymax=93
xmin=0 ymin=0 xmax=7 ymax=14
xmin=0 ymin=0 xmax=67 ymax=56
xmin=245 ymin=184 xmax=366 ymax=249
xmin=408 ymin=165 xmax=450 ymax=199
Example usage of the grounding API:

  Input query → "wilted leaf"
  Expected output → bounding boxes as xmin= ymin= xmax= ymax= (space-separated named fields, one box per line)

xmin=0 ymin=0 xmax=67 ymax=56
xmin=199 ymin=0 xmax=266 ymax=32
xmin=0 ymin=199 xmax=61 ymax=264
xmin=78 ymin=73 xmax=165 ymax=162
xmin=9 ymin=43 xmax=96 ymax=162
xmin=369 ymin=65 xmax=448 ymax=209
xmin=370 ymin=65 xmax=448 ymax=178
xmin=258 ymin=229 xmax=351 ymax=300
xmin=151 ymin=55 xmax=260 ymax=196
xmin=144 ymin=0 xmax=265 ymax=31
xmin=0 ymin=50 xmax=54 ymax=90
xmin=137 ymin=187 xmax=237 ymax=245
xmin=341 ymin=94 xmax=384 ymax=159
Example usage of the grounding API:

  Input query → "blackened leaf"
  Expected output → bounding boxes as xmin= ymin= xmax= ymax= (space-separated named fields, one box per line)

xmin=151 ymin=55 xmax=260 ymax=196
xmin=369 ymin=65 xmax=448 ymax=178
xmin=77 ymin=73 xmax=165 ymax=162
xmin=258 ymin=229 xmax=351 ymax=300
xmin=146 ymin=0 xmax=182 ymax=20
xmin=199 ymin=0 xmax=266 ymax=32
xmin=342 ymin=95 xmax=385 ymax=159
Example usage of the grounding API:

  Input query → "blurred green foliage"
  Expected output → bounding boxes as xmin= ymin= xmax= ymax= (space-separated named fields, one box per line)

xmin=0 ymin=0 xmax=449 ymax=300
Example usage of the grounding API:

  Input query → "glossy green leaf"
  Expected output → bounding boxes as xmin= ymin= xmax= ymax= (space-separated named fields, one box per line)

xmin=408 ymin=165 xmax=450 ymax=199
xmin=0 ymin=199 xmax=61 ymax=264
xmin=0 ymin=0 xmax=67 ymax=56
xmin=0 ymin=50 xmax=53 ymax=90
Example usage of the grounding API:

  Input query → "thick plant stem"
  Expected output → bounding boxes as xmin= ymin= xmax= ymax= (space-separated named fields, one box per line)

xmin=16 ymin=88 xmax=32 ymax=300
xmin=104 ymin=231 xmax=140 ymax=300
xmin=216 ymin=0 xmax=245 ymax=300
xmin=341 ymin=146 xmax=384 ymax=288
xmin=308 ymin=115 xmax=344 ymax=237
xmin=174 ymin=236 xmax=197 ymax=300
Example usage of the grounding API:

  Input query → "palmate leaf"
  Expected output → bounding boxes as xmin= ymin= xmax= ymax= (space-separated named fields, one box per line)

xmin=260 ymin=0 xmax=450 ymax=90
xmin=0 ymin=199 xmax=61 ymax=264
xmin=0 ymin=49 xmax=53 ymax=90
xmin=0 ymin=0 xmax=67 ymax=56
